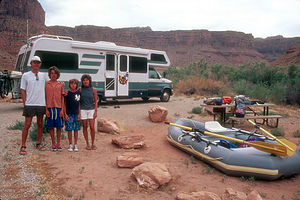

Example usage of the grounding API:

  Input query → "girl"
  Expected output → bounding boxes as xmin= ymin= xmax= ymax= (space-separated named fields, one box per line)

xmin=64 ymin=79 xmax=81 ymax=152
xmin=80 ymin=74 xmax=98 ymax=150
xmin=45 ymin=66 xmax=65 ymax=151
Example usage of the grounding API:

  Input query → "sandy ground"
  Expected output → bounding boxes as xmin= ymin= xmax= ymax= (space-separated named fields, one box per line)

xmin=0 ymin=95 xmax=300 ymax=200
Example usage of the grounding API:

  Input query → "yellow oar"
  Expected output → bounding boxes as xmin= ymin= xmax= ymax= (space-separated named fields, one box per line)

xmin=166 ymin=122 xmax=287 ymax=157
xmin=248 ymin=120 xmax=296 ymax=157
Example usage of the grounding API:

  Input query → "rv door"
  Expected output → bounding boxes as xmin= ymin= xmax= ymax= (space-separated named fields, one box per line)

xmin=117 ymin=55 xmax=129 ymax=96
xmin=104 ymin=54 xmax=117 ymax=97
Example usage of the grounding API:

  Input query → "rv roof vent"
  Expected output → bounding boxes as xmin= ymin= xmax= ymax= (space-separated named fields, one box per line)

xmin=28 ymin=34 xmax=73 ymax=42
xmin=95 ymin=41 xmax=117 ymax=46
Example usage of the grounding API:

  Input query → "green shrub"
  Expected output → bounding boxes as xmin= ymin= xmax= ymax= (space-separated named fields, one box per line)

xmin=7 ymin=120 xmax=24 ymax=130
xmin=293 ymin=130 xmax=300 ymax=138
xmin=233 ymin=79 xmax=249 ymax=95
xmin=270 ymin=128 xmax=285 ymax=137
xmin=191 ymin=107 xmax=203 ymax=114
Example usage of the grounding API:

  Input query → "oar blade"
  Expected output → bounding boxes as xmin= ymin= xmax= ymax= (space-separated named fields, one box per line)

xmin=247 ymin=119 xmax=297 ymax=157
xmin=250 ymin=141 xmax=287 ymax=157
xmin=278 ymin=138 xmax=297 ymax=156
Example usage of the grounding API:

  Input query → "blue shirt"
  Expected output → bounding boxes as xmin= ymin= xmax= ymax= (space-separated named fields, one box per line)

xmin=65 ymin=90 xmax=80 ymax=115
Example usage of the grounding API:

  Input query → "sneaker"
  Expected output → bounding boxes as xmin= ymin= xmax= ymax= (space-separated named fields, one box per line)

xmin=68 ymin=144 xmax=73 ymax=152
xmin=74 ymin=144 xmax=79 ymax=152
xmin=57 ymin=144 xmax=62 ymax=151
xmin=52 ymin=144 xmax=57 ymax=151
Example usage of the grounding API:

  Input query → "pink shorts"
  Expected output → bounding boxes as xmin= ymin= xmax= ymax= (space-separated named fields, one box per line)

xmin=80 ymin=109 xmax=95 ymax=120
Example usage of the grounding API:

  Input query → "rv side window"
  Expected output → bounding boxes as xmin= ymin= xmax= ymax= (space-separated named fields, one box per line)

xmin=106 ymin=54 xmax=115 ymax=71
xmin=15 ymin=53 xmax=24 ymax=70
xmin=129 ymin=56 xmax=147 ymax=73
xmin=120 ymin=55 xmax=127 ymax=72
xmin=35 ymin=51 xmax=78 ymax=70
xmin=150 ymin=53 xmax=166 ymax=62
xmin=149 ymin=68 xmax=160 ymax=79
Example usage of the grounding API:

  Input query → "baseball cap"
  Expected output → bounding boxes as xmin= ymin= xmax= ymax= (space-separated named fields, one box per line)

xmin=30 ymin=56 xmax=41 ymax=63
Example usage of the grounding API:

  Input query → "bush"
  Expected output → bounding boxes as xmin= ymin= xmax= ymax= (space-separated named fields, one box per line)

xmin=191 ymin=107 xmax=203 ymax=114
xmin=293 ymin=130 xmax=300 ymax=138
xmin=176 ymin=77 xmax=225 ymax=96
xmin=270 ymin=128 xmax=285 ymax=137
xmin=7 ymin=120 xmax=24 ymax=130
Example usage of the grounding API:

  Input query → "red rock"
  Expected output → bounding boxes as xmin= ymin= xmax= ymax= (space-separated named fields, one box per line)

xmin=116 ymin=152 xmax=143 ymax=168
xmin=112 ymin=135 xmax=145 ymax=149
xmin=97 ymin=118 xmax=120 ymax=134
xmin=131 ymin=162 xmax=171 ymax=189
xmin=176 ymin=191 xmax=221 ymax=200
xmin=148 ymin=105 xmax=168 ymax=123
xmin=247 ymin=190 xmax=263 ymax=200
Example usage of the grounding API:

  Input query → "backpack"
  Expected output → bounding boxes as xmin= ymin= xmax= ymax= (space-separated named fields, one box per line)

xmin=235 ymin=103 xmax=245 ymax=118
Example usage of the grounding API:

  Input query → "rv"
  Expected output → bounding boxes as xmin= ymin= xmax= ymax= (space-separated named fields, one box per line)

xmin=13 ymin=34 xmax=173 ymax=102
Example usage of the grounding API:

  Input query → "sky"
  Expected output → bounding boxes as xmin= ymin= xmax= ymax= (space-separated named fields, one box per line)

xmin=37 ymin=0 xmax=300 ymax=38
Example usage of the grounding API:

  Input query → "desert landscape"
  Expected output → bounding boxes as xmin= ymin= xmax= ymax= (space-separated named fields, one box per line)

xmin=0 ymin=95 xmax=300 ymax=200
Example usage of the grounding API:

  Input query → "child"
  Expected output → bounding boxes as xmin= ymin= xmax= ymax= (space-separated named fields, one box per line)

xmin=45 ymin=66 xmax=65 ymax=151
xmin=79 ymin=74 xmax=98 ymax=150
xmin=64 ymin=79 xmax=81 ymax=152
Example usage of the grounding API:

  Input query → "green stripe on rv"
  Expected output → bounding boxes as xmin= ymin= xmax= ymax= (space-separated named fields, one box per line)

xmin=148 ymin=60 xmax=168 ymax=64
xmin=82 ymin=54 xmax=105 ymax=59
xmin=80 ymin=61 xmax=102 ymax=66
xmin=129 ymin=82 xmax=148 ymax=90
xmin=39 ymin=68 xmax=99 ymax=74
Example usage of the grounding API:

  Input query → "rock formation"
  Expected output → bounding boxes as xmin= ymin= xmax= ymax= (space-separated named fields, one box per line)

xmin=0 ymin=0 xmax=299 ymax=71
xmin=271 ymin=44 xmax=300 ymax=67
xmin=254 ymin=35 xmax=300 ymax=62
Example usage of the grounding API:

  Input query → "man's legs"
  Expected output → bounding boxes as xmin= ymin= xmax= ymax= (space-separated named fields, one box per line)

xmin=22 ymin=116 xmax=33 ymax=147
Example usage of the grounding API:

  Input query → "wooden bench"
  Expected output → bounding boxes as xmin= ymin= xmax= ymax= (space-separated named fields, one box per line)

xmin=229 ymin=115 xmax=282 ymax=128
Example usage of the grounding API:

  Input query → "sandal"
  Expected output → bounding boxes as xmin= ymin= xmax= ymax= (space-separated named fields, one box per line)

xmin=91 ymin=145 xmax=97 ymax=150
xmin=19 ymin=146 xmax=27 ymax=155
xmin=36 ymin=143 xmax=46 ymax=151
xmin=52 ymin=144 xmax=57 ymax=151
xmin=86 ymin=146 xmax=91 ymax=150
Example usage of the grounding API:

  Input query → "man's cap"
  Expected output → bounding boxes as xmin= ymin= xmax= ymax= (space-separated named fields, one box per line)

xmin=30 ymin=56 xmax=41 ymax=63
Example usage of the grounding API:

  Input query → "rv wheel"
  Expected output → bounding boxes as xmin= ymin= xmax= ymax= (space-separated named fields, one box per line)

xmin=142 ymin=97 xmax=149 ymax=101
xmin=160 ymin=89 xmax=170 ymax=102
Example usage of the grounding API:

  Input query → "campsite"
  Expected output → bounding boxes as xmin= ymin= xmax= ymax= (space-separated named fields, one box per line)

xmin=0 ymin=96 xmax=299 ymax=200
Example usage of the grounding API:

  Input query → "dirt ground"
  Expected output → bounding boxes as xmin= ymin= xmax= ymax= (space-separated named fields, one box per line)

xmin=0 ymin=95 xmax=300 ymax=200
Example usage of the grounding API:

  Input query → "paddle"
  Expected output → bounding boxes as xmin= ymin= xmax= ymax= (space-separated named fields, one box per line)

xmin=165 ymin=122 xmax=287 ymax=157
xmin=247 ymin=120 xmax=296 ymax=157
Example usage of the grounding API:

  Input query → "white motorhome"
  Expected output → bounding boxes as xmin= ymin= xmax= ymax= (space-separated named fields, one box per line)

xmin=13 ymin=34 xmax=173 ymax=102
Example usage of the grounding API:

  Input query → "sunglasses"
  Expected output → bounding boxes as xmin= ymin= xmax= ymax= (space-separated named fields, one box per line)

xmin=35 ymin=73 xmax=39 ymax=81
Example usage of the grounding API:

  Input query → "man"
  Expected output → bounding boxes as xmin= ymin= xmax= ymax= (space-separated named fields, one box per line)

xmin=19 ymin=56 xmax=47 ymax=155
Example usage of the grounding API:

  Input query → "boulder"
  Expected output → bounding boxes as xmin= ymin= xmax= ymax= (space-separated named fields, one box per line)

xmin=176 ymin=191 xmax=221 ymax=200
xmin=97 ymin=118 xmax=120 ymax=134
xmin=131 ymin=162 xmax=171 ymax=189
xmin=117 ymin=152 xmax=143 ymax=168
xmin=247 ymin=190 xmax=263 ymax=200
xmin=112 ymin=135 xmax=145 ymax=149
xmin=224 ymin=188 xmax=247 ymax=200
xmin=148 ymin=105 xmax=168 ymax=122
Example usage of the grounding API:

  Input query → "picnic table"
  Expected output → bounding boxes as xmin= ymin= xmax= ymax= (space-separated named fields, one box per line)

xmin=202 ymin=103 xmax=282 ymax=128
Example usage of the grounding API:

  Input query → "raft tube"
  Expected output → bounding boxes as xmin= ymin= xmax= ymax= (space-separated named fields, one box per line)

xmin=167 ymin=118 xmax=300 ymax=180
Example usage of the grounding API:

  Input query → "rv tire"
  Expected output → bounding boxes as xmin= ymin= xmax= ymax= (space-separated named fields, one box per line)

xmin=142 ymin=97 xmax=149 ymax=101
xmin=160 ymin=89 xmax=170 ymax=102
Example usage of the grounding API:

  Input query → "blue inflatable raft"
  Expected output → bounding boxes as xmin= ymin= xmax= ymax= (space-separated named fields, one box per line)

xmin=167 ymin=118 xmax=300 ymax=180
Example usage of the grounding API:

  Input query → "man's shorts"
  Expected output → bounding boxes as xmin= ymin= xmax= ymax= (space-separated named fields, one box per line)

xmin=65 ymin=114 xmax=81 ymax=131
xmin=23 ymin=106 xmax=46 ymax=117
xmin=80 ymin=109 xmax=95 ymax=120
xmin=45 ymin=108 xmax=63 ymax=129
